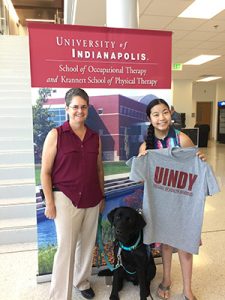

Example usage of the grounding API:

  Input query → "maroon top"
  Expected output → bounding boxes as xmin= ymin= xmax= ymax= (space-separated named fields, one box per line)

xmin=52 ymin=121 xmax=103 ymax=208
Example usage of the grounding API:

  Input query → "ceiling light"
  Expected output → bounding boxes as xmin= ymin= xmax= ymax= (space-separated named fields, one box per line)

xmin=196 ymin=76 xmax=222 ymax=82
xmin=184 ymin=55 xmax=221 ymax=65
xmin=26 ymin=19 xmax=56 ymax=23
xmin=179 ymin=0 xmax=225 ymax=19
xmin=3 ymin=0 xmax=19 ymax=23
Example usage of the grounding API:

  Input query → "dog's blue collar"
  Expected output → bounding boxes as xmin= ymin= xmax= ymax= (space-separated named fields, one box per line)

xmin=118 ymin=232 xmax=141 ymax=251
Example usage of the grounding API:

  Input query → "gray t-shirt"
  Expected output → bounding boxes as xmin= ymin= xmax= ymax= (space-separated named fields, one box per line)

xmin=127 ymin=147 xmax=220 ymax=254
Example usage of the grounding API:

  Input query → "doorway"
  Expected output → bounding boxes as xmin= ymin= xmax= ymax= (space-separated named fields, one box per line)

xmin=196 ymin=102 xmax=212 ymax=138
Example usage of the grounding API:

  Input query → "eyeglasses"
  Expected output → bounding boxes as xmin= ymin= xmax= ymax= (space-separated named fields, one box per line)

xmin=69 ymin=105 xmax=88 ymax=110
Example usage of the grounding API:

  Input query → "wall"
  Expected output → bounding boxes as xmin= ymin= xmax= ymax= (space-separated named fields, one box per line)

xmin=216 ymin=81 xmax=225 ymax=100
xmin=193 ymin=81 xmax=217 ymax=140
xmin=173 ymin=80 xmax=225 ymax=140
xmin=172 ymin=80 xmax=193 ymax=127
xmin=193 ymin=81 xmax=217 ymax=102
xmin=215 ymin=81 xmax=225 ymax=140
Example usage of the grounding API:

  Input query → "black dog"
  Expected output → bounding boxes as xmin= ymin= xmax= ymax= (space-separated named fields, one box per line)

xmin=106 ymin=206 xmax=156 ymax=300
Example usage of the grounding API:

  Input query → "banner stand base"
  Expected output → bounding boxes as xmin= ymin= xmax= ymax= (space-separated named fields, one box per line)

xmin=36 ymin=267 xmax=102 ymax=284
xmin=36 ymin=274 xmax=52 ymax=284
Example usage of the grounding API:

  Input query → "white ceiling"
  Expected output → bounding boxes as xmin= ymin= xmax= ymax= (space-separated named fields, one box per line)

xmin=72 ymin=0 xmax=225 ymax=82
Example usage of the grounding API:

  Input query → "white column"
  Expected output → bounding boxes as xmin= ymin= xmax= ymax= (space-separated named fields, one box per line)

xmin=64 ymin=0 xmax=78 ymax=24
xmin=106 ymin=0 xmax=139 ymax=28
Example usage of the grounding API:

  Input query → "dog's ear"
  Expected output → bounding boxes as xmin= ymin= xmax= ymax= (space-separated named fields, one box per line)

xmin=136 ymin=212 xmax=146 ymax=230
xmin=107 ymin=208 xmax=117 ymax=224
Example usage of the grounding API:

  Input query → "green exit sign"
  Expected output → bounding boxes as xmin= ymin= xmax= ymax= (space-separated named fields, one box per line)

xmin=172 ymin=63 xmax=183 ymax=71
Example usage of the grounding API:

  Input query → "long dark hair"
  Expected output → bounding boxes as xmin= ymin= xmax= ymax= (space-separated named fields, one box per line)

xmin=145 ymin=98 xmax=170 ymax=149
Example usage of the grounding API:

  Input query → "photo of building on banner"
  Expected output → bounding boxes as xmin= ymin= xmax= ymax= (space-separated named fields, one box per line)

xmin=28 ymin=23 xmax=172 ymax=279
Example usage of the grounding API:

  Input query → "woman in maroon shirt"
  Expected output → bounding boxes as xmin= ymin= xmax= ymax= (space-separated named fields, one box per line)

xmin=41 ymin=88 xmax=105 ymax=300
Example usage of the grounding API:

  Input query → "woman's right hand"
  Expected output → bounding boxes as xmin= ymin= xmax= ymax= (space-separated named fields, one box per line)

xmin=45 ymin=203 xmax=56 ymax=219
xmin=138 ymin=142 xmax=147 ymax=157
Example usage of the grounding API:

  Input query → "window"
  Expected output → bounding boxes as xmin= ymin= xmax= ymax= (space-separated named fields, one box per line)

xmin=98 ymin=108 xmax=103 ymax=114
xmin=48 ymin=108 xmax=66 ymax=126
xmin=120 ymin=126 xmax=126 ymax=135
xmin=0 ymin=0 xmax=8 ymax=35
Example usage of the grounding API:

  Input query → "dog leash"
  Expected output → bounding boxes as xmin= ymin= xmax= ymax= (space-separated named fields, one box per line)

xmin=116 ymin=247 xmax=136 ymax=275
xmin=97 ymin=215 xmax=137 ymax=274
xmin=97 ymin=214 xmax=120 ymax=272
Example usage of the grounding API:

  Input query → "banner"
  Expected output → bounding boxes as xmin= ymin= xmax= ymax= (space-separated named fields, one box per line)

xmin=29 ymin=23 xmax=171 ymax=89
xmin=28 ymin=23 xmax=172 ymax=279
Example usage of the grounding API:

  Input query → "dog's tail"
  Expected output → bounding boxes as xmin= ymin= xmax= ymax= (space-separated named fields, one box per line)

xmin=98 ymin=268 xmax=113 ymax=277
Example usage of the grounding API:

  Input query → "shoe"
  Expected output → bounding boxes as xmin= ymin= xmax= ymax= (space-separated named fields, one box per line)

xmin=80 ymin=287 xmax=95 ymax=299
xmin=157 ymin=283 xmax=171 ymax=299
xmin=183 ymin=295 xmax=197 ymax=300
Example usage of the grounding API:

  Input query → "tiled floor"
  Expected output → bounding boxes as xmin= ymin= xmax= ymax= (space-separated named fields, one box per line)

xmin=1 ymin=140 xmax=225 ymax=300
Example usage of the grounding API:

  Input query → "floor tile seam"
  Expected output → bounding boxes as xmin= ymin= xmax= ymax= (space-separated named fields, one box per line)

xmin=0 ymin=248 xmax=37 ymax=255
xmin=0 ymin=224 xmax=37 ymax=230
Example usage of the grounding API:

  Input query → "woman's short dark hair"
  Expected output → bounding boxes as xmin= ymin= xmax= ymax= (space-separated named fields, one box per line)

xmin=65 ymin=88 xmax=89 ymax=106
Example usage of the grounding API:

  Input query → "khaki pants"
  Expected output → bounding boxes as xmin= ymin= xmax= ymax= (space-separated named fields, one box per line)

xmin=49 ymin=192 xmax=100 ymax=300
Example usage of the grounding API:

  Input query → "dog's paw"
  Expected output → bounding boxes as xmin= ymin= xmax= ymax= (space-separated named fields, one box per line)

xmin=98 ymin=269 xmax=113 ymax=276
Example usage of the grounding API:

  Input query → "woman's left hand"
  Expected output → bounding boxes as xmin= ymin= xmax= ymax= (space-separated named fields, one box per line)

xmin=196 ymin=150 xmax=206 ymax=161
xmin=99 ymin=198 xmax=105 ymax=213
xmin=138 ymin=150 xmax=147 ymax=157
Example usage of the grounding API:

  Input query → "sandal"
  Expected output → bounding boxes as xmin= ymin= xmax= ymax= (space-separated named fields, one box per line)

xmin=183 ymin=295 xmax=197 ymax=300
xmin=157 ymin=283 xmax=171 ymax=299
